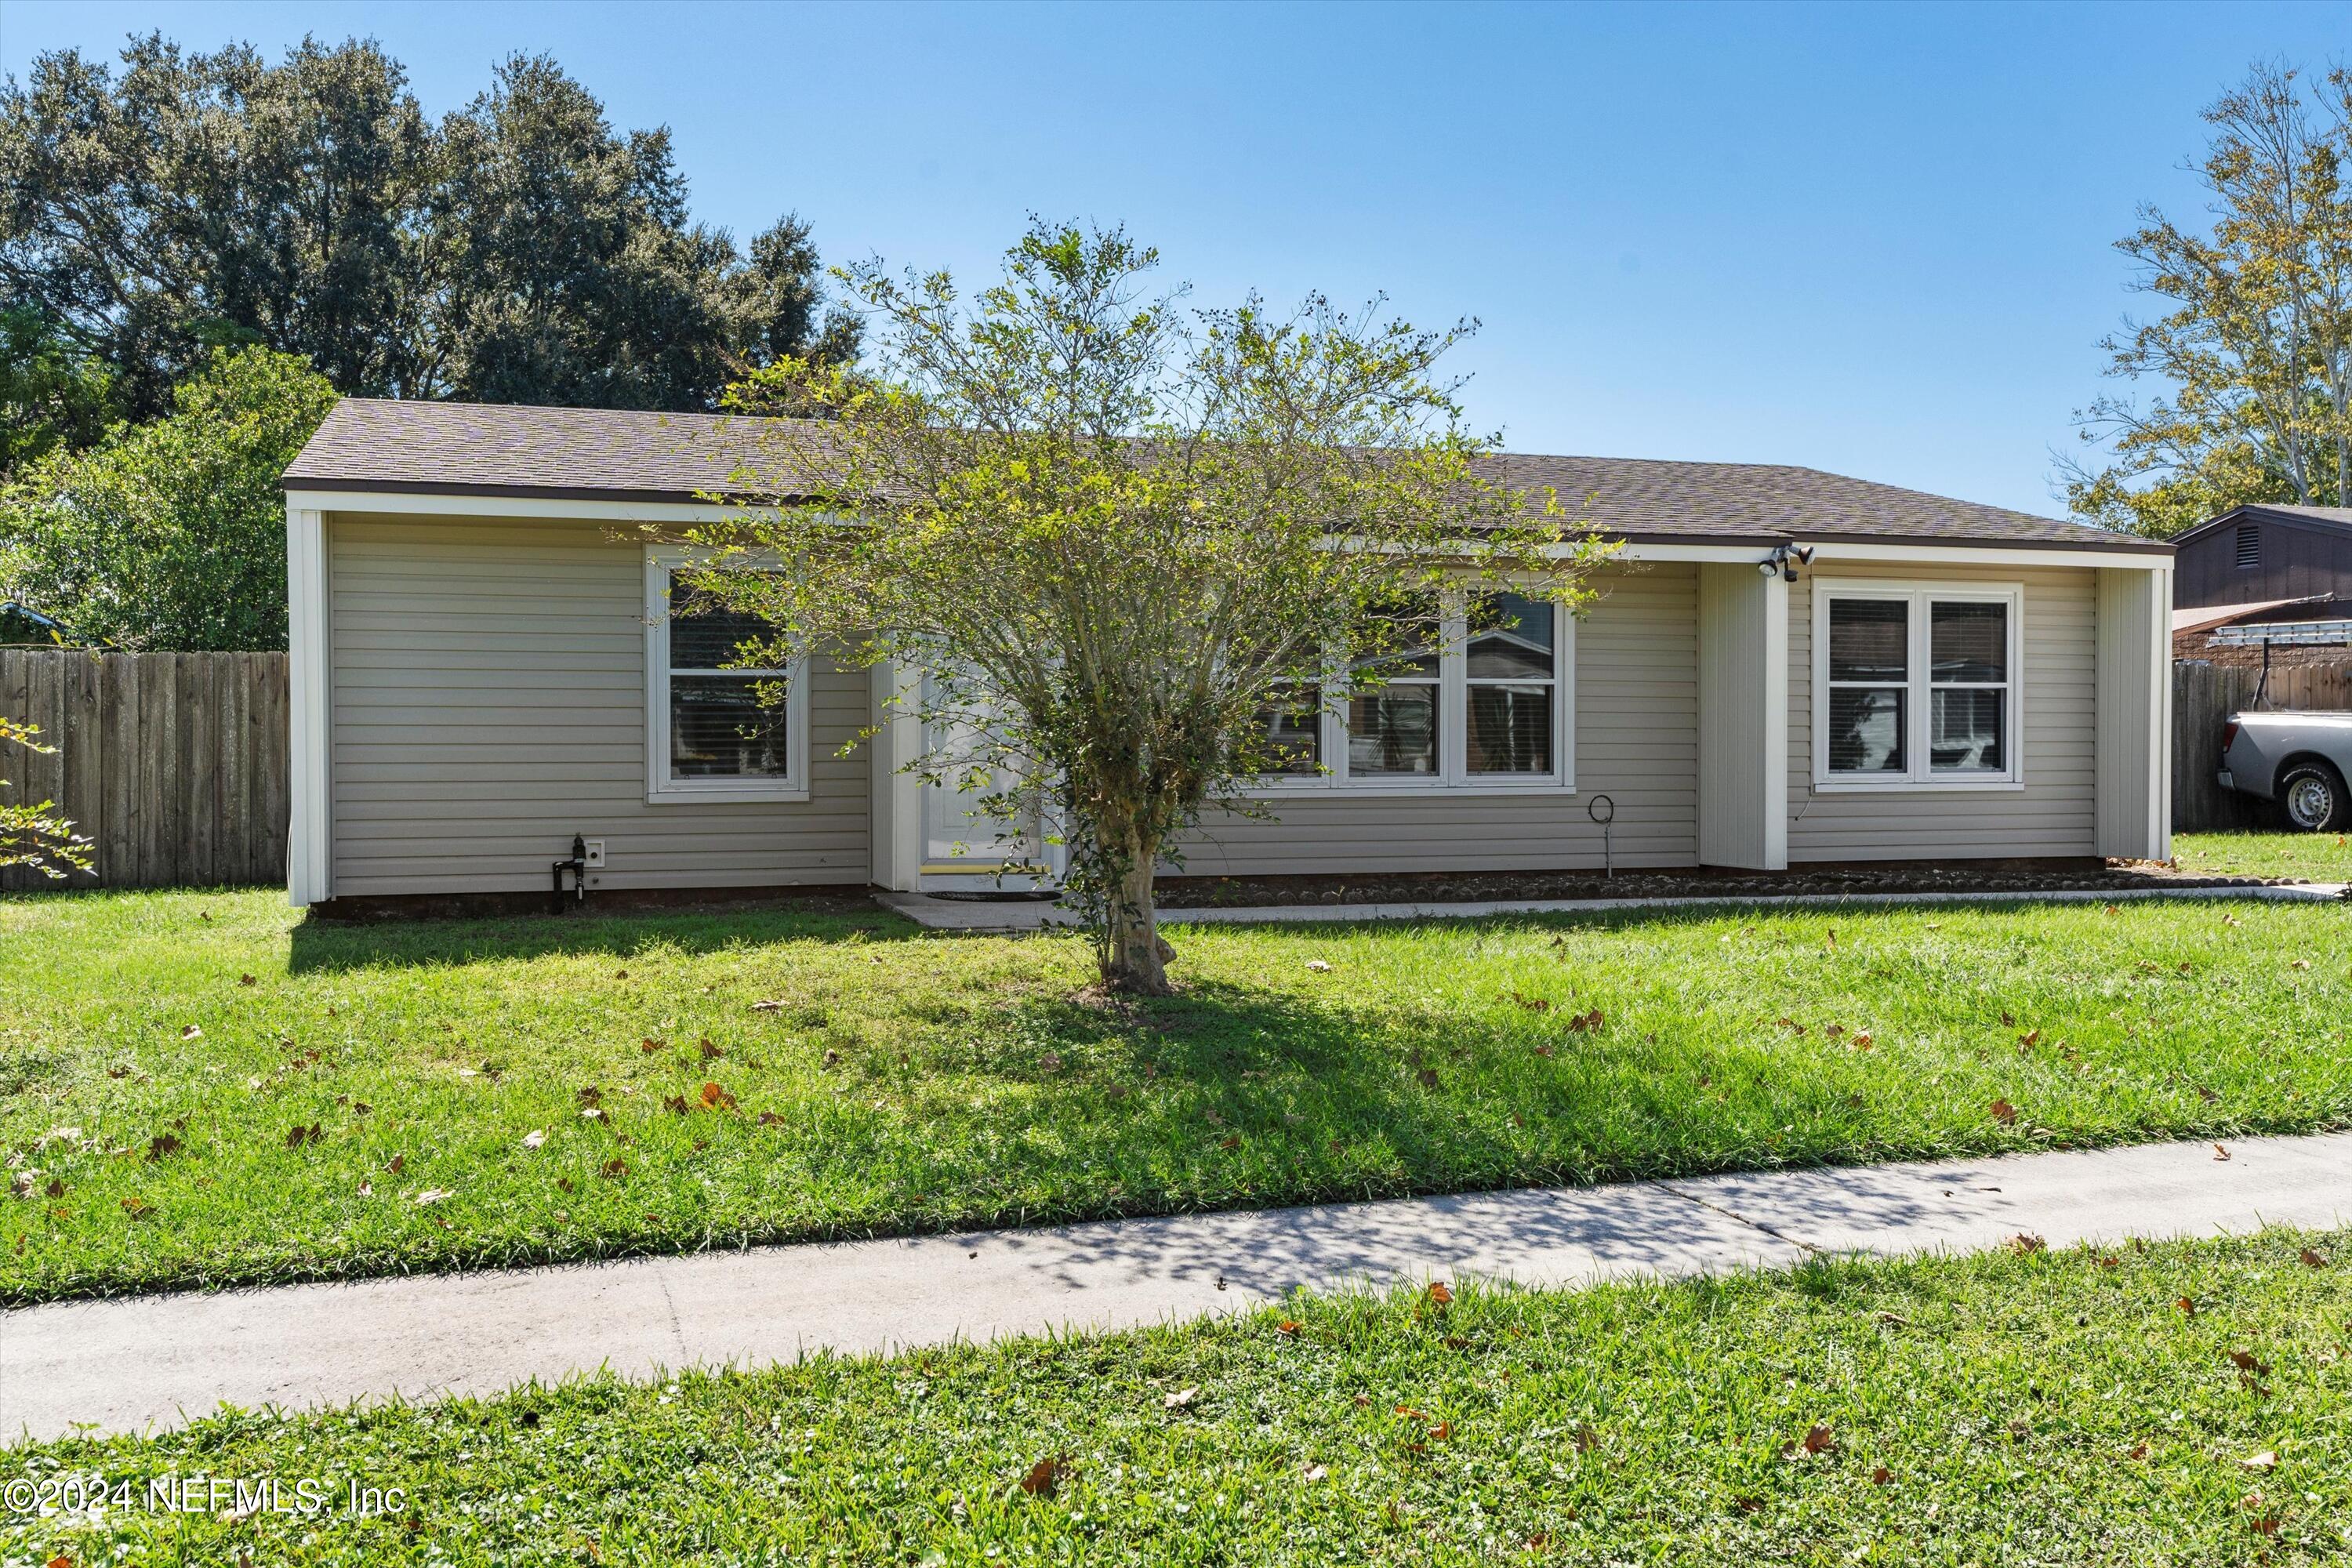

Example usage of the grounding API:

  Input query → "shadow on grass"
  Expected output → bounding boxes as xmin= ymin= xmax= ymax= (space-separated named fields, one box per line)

xmin=288 ymin=898 xmax=921 ymax=974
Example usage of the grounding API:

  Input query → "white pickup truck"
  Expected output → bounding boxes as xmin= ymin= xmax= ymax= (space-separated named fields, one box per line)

xmin=2217 ymin=710 xmax=2352 ymax=831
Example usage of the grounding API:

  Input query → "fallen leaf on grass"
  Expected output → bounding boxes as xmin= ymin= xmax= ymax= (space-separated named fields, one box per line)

xmin=1018 ymin=1456 xmax=1066 ymax=1496
xmin=699 ymin=1081 xmax=738 ymax=1110
xmin=640 ymin=1039 xmax=666 ymax=1054
xmin=1277 ymin=1319 xmax=1301 ymax=1336
xmin=1871 ymin=1466 xmax=1892 ymax=1485
xmin=1990 ymin=1098 xmax=2019 ymax=1126
xmin=521 ymin=1131 xmax=546 ymax=1150
xmin=751 ymin=999 xmax=785 ymax=1012
xmin=413 ymin=1188 xmax=452 ymax=1206
xmin=2229 ymin=1349 xmax=2272 ymax=1375
xmin=2008 ymin=1233 xmax=2046 ymax=1255
xmin=119 ymin=1196 xmax=152 ymax=1218
xmin=1849 ymin=1032 xmax=1874 ymax=1051
xmin=2291 ymin=958 xmax=2312 ymax=971
xmin=1732 ymin=1496 xmax=1766 ymax=1515
xmin=2128 ymin=1441 xmax=2150 ymax=1460
xmin=1305 ymin=960 xmax=1333 ymax=972
xmin=601 ymin=1159 xmax=626 ymax=1179
xmin=1301 ymin=1463 xmax=1328 ymax=1483
xmin=180 ymin=1025 xmax=201 ymax=1040
xmin=284 ymin=1122 xmax=322 ymax=1149
xmin=2300 ymin=1248 xmax=2328 ymax=1269
xmin=2239 ymin=1450 xmax=2278 ymax=1472
xmin=146 ymin=1134 xmax=180 ymax=1161
xmin=1163 ymin=1387 xmax=1198 ymax=1410
xmin=1428 ymin=1280 xmax=1454 ymax=1305
xmin=2177 ymin=1297 xmax=2198 ymax=1318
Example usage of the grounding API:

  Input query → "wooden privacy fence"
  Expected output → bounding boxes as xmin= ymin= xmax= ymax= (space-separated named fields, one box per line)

xmin=1 ymin=649 xmax=289 ymax=891
xmin=2172 ymin=655 xmax=2352 ymax=833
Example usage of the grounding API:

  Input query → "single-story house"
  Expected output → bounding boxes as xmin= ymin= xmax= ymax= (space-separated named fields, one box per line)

xmin=280 ymin=399 xmax=2176 ymax=912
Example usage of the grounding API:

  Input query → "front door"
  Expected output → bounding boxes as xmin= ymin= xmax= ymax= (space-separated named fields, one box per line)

xmin=917 ymin=677 xmax=1062 ymax=893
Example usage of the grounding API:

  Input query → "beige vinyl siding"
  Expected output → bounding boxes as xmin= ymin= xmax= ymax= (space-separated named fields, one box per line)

xmin=1788 ymin=562 xmax=2096 ymax=862
xmin=327 ymin=515 xmax=869 ymax=896
xmin=1171 ymin=564 xmax=1698 ymax=875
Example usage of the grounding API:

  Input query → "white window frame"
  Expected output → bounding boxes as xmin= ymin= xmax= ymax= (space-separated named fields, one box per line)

xmin=1810 ymin=578 xmax=2024 ymax=793
xmin=1252 ymin=591 xmax=1577 ymax=797
xmin=644 ymin=545 xmax=810 ymax=804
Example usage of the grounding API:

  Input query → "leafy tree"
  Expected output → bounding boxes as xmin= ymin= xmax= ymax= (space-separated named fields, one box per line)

xmin=430 ymin=55 xmax=858 ymax=409
xmin=1 ymin=34 xmax=435 ymax=417
xmin=2065 ymin=62 xmax=2352 ymax=536
xmin=1 ymin=303 xmax=119 ymax=477
xmin=687 ymin=223 xmax=1613 ymax=993
xmin=0 ymin=346 xmax=334 ymax=649
xmin=2 ymin=37 xmax=857 ymax=415
xmin=1 ymin=717 xmax=91 ymax=880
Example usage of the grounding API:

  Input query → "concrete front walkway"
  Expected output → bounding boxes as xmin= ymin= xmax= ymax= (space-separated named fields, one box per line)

xmin=5 ymin=1131 xmax=2348 ymax=1442
xmin=876 ymin=882 xmax=2350 ymax=931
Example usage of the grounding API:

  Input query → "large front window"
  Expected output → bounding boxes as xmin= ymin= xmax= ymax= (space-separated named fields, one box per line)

xmin=1816 ymin=583 xmax=2020 ymax=789
xmin=645 ymin=550 xmax=807 ymax=803
xmin=1257 ymin=590 xmax=1573 ymax=791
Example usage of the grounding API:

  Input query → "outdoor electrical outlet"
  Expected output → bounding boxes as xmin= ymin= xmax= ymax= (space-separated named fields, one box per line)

xmin=583 ymin=840 xmax=606 ymax=869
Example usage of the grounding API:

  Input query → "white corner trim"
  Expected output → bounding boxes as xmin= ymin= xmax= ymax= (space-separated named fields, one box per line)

xmin=642 ymin=546 xmax=810 ymax=804
xmin=1761 ymin=571 xmax=1790 ymax=869
xmin=285 ymin=505 xmax=332 ymax=906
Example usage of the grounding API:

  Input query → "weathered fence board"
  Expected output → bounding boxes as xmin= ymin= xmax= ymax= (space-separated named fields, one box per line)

xmin=2173 ymin=655 xmax=2352 ymax=833
xmin=0 ymin=650 xmax=289 ymax=891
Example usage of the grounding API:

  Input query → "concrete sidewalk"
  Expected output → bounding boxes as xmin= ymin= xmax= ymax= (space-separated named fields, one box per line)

xmin=5 ymin=1131 xmax=2348 ymax=1442
xmin=876 ymin=882 xmax=2350 ymax=932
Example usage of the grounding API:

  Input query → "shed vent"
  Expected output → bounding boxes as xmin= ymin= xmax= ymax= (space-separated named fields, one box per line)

xmin=2235 ymin=524 xmax=2261 ymax=570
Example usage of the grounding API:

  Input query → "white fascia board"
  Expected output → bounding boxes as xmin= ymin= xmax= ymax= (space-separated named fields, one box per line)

xmin=1613 ymin=539 xmax=2170 ymax=571
xmin=287 ymin=489 xmax=2172 ymax=572
xmin=283 ymin=488 xmax=750 ymax=526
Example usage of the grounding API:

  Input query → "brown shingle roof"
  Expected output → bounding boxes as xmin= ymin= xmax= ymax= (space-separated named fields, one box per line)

xmin=284 ymin=397 xmax=2167 ymax=554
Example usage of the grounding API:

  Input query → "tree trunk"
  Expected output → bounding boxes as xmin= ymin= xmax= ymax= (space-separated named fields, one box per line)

xmin=1101 ymin=843 xmax=1174 ymax=995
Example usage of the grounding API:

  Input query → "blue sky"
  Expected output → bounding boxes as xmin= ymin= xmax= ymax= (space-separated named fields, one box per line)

xmin=5 ymin=0 xmax=2348 ymax=518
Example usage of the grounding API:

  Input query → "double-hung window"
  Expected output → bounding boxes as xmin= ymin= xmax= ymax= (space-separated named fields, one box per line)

xmin=1813 ymin=581 xmax=2021 ymax=789
xmin=1254 ymin=590 xmax=1573 ymax=792
xmin=644 ymin=547 xmax=808 ymax=803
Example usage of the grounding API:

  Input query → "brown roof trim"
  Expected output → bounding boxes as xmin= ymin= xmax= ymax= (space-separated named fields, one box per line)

xmin=281 ymin=476 xmax=804 ymax=506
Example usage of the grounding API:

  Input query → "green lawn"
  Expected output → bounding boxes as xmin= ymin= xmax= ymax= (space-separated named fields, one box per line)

xmin=3 ymin=884 xmax=2347 ymax=1305
xmin=5 ymin=1227 xmax=2346 ymax=1564
xmin=2175 ymin=829 xmax=2352 ymax=882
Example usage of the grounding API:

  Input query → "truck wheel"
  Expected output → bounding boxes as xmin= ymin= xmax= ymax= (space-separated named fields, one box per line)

xmin=2278 ymin=760 xmax=2349 ymax=832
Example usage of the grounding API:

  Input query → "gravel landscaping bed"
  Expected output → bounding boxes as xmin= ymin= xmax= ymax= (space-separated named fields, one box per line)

xmin=1155 ymin=859 xmax=2314 ymax=908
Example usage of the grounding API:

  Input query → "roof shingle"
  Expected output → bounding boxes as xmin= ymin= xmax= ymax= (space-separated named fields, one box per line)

xmin=284 ymin=397 xmax=2165 ymax=554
